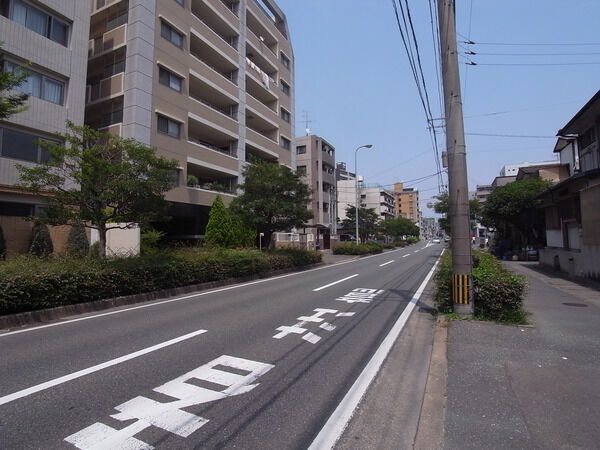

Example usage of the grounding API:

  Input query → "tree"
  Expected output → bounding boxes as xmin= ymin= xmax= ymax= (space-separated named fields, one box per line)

xmin=66 ymin=222 xmax=89 ymax=257
xmin=0 ymin=54 xmax=29 ymax=119
xmin=16 ymin=122 xmax=178 ymax=258
xmin=29 ymin=222 xmax=53 ymax=257
xmin=204 ymin=196 xmax=234 ymax=247
xmin=481 ymin=178 xmax=551 ymax=247
xmin=341 ymin=205 xmax=380 ymax=242
xmin=231 ymin=161 xmax=312 ymax=247
xmin=379 ymin=216 xmax=419 ymax=240
xmin=433 ymin=192 xmax=481 ymax=235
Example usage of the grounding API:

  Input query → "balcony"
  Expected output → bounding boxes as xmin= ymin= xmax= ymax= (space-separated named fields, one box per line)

xmin=247 ymin=0 xmax=288 ymax=40
xmin=89 ymin=24 xmax=127 ymax=59
xmin=189 ymin=75 xmax=239 ymax=122
xmin=245 ymin=65 xmax=278 ymax=103
xmin=246 ymin=48 xmax=277 ymax=83
xmin=86 ymin=72 xmax=124 ymax=105
xmin=190 ymin=32 xmax=238 ymax=85
xmin=246 ymin=107 xmax=277 ymax=141
xmin=190 ymin=23 xmax=238 ymax=65
xmin=246 ymin=6 xmax=279 ymax=48
xmin=186 ymin=160 xmax=238 ymax=196
xmin=246 ymin=94 xmax=277 ymax=122
xmin=245 ymin=141 xmax=278 ymax=163
xmin=246 ymin=30 xmax=277 ymax=68
xmin=191 ymin=0 xmax=239 ymax=51
xmin=188 ymin=114 xmax=239 ymax=159
xmin=85 ymin=98 xmax=123 ymax=130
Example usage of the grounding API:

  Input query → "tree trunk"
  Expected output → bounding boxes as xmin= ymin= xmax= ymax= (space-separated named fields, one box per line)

xmin=98 ymin=224 xmax=107 ymax=258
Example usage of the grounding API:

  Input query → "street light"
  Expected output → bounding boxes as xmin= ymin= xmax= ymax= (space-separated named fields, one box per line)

xmin=355 ymin=144 xmax=373 ymax=244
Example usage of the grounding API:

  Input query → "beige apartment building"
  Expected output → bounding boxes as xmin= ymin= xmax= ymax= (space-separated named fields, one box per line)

xmin=86 ymin=0 xmax=294 ymax=237
xmin=393 ymin=182 xmax=420 ymax=224
xmin=0 ymin=0 xmax=90 ymax=253
xmin=294 ymin=134 xmax=335 ymax=247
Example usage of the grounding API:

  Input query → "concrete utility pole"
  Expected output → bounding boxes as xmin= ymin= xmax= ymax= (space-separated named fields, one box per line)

xmin=437 ymin=0 xmax=473 ymax=315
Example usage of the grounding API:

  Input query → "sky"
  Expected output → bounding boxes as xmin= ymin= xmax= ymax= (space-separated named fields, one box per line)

xmin=275 ymin=0 xmax=600 ymax=217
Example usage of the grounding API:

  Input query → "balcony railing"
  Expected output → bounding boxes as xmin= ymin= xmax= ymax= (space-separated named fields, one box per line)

xmin=188 ymin=137 xmax=237 ymax=158
xmin=89 ymin=24 xmax=126 ymax=58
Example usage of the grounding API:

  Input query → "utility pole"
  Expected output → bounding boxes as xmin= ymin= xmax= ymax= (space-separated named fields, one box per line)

xmin=437 ymin=0 xmax=473 ymax=315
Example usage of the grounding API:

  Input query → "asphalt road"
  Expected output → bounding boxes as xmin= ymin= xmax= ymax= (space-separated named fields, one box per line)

xmin=0 ymin=242 xmax=443 ymax=449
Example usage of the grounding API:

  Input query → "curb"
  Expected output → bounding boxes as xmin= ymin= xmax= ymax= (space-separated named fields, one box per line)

xmin=0 ymin=263 xmax=323 ymax=331
xmin=414 ymin=316 xmax=448 ymax=449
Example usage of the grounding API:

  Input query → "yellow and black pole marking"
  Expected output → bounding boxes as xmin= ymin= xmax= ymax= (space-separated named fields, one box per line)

xmin=452 ymin=273 xmax=470 ymax=305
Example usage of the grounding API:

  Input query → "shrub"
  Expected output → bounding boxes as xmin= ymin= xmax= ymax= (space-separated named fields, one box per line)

xmin=434 ymin=250 xmax=527 ymax=323
xmin=407 ymin=236 xmax=420 ymax=244
xmin=29 ymin=222 xmax=53 ymax=257
xmin=333 ymin=242 xmax=383 ymax=255
xmin=66 ymin=223 xmax=89 ymax=257
xmin=140 ymin=228 xmax=165 ymax=255
xmin=204 ymin=196 xmax=233 ymax=247
xmin=0 ymin=248 xmax=322 ymax=315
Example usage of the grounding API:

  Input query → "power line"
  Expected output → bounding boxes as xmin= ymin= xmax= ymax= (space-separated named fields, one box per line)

xmin=461 ymin=40 xmax=600 ymax=46
xmin=465 ymin=61 xmax=600 ymax=66
xmin=464 ymin=98 xmax=586 ymax=118
xmin=466 ymin=132 xmax=556 ymax=139
xmin=464 ymin=51 xmax=600 ymax=56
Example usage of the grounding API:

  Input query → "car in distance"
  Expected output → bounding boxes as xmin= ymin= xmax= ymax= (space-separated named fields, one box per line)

xmin=432 ymin=238 xmax=441 ymax=244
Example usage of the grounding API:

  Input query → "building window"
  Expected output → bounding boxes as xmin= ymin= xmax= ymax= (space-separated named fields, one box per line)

xmin=157 ymin=115 xmax=181 ymax=138
xmin=280 ymin=136 xmax=290 ymax=150
xmin=0 ymin=127 xmax=55 ymax=163
xmin=297 ymin=165 xmax=306 ymax=176
xmin=174 ymin=0 xmax=184 ymax=5
xmin=280 ymin=80 xmax=290 ymax=96
xmin=280 ymin=108 xmax=290 ymax=123
xmin=579 ymin=127 xmax=596 ymax=150
xmin=161 ymin=21 xmax=184 ymax=48
xmin=4 ymin=62 xmax=65 ymax=105
xmin=159 ymin=67 xmax=183 ymax=92
xmin=280 ymin=52 xmax=290 ymax=69
xmin=296 ymin=145 xmax=306 ymax=155
xmin=3 ymin=0 xmax=69 ymax=46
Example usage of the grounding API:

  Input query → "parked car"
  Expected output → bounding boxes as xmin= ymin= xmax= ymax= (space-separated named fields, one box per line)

xmin=432 ymin=238 xmax=441 ymax=244
xmin=339 ymin=234 xmax=356 ymax=242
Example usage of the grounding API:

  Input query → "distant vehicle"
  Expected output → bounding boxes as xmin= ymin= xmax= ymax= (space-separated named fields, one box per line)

xmin=339 ymin=234 xmax=356 ymax=242
xmin=444 ymin=236 xmax=450 ymax=242
xmin=432 ymin=238 xmax=441 ymax=244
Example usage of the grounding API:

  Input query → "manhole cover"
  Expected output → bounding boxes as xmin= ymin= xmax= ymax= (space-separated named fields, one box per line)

xmin=562 ymin=302 xmax=588 ymax=307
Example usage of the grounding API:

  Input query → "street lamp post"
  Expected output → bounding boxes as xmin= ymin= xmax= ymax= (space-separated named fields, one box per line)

xmin=354 ymin=144 xmax=373 ymax=244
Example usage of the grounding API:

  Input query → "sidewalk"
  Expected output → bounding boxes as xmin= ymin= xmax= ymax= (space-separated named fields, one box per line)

xmin=440 ymin=262 xmax=600 ymax=449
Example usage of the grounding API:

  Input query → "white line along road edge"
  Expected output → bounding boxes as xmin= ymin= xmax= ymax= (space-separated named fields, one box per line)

xmin=0 ymin=329 xmax=207 ymax=406
xmin=308 ymin=250 xmax=445 ymax=450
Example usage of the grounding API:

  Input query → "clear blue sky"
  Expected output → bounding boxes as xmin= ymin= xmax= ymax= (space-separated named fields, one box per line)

xmin=276 ymin=0 xmax=600 ymax=216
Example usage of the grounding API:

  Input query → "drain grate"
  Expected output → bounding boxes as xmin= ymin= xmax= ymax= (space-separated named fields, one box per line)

xmin=562 ymin=302 xmax=588 ymax=307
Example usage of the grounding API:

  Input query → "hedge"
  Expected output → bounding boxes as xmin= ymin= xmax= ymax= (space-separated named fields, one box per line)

xmin=332 ymin=242 xmax=384 ymax=255
xmin=434 ymin=250 xmax=527 ymax=323
xmin=0 ymin=248 xmax=322 ymax=316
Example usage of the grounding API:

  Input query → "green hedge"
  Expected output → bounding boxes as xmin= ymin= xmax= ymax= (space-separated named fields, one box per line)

xmin=332 ymin=242 xmax=384 ymax=255
xmin=0 ymin=249 xmax=322 ymax=316
xmin=434 ymin=251 xmax=527 ymax=323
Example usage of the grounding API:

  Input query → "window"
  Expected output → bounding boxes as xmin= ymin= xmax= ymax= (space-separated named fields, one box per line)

xmin=175 ymin=0 xmax=184 ymax=5
xmin=280 ymin=52 xmax=290 ymax=69
xmin=280 ymin=80 xmax=290 ymax=95
xmin=158 ymin=115 xmax=181 ymax=138
xmin=280 ymin=108 xmax=290 ymax=123
xmin=579 ymin=127 xmax=596 ymax=150
xmin=280 ymin=136 xmax=290 ymax=150
xmin=161 ymin=21 xmax=184 ymax=48
xmin=296 ymin=165 xmax=306 ymax=176
xmin=0 ymin=201 xmax=34 ymax=217
xmin=296 ymin=145 xmax=306 ymax=155
xmin=0 ymin=127 xmax=54 ymax=163
xmin=5 ymin=0 xmax=69 ymax=46
xmin=159 ymin=67 xmax=183 ymax=92
xmin=4 ymin=62 xmax=65 ymax=105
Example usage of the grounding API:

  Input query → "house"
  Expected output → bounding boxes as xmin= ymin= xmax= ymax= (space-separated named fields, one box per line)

xmin=538 ymin=90 xmax=600 ymax=280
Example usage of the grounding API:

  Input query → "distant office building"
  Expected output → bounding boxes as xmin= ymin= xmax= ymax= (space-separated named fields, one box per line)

xmin=393 ymin=182 xmax=420 ymax=224
xmin=0 ymin=0 xmax=90 ymax=254
xmin=294 ymin=135 xmax=336 ymax=247
xmin=335 ymin=161 xmax=356 ymax=181
xmin=86 ymin=0 xmax=294 ymax=238
xmin=474 ymin=184 xmax=493 ymax=203
xmin=337 ymin=180 xmax=394 ymax=222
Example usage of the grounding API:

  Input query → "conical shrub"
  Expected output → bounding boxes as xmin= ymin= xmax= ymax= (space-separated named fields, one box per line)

xmin=66 ymin=222 xmax=89 ymax=257
xmin=29 ymin=222 xmax=53 ymax=257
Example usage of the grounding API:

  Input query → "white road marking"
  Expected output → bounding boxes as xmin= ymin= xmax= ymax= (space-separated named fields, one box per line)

xmin=308 ymin=250 xmax=445 ymax=450
xmin=313 ymin=274 xmax=359 ymax=292
xmin=302 ymin=332 xmax=321 ymax=344
xmin=1 ymin=247 xmax=411 ymax=338
xmin=402 ymin=254 xmax=410 ymax=258
xmin=335 ymin=312 xmax=356 ymax=317
xmin=336 ymin=288 xmax=384 ymax=304
xmin=378 ymin=260 xmax=394 ymax=267
xmin=414 ymin=250 xmax=420 ymax=253
xmin=65 ymin=355 xmax=273 ymax=449
xmin=319 ymin=322 xmax=336 ymax=332
xmin=0 ymin=329 xmax=207 ymax=407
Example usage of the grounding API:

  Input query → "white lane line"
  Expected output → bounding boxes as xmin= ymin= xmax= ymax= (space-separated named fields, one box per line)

xmin=414 ymin=250 xmax=420 ymax=253
xmin=308 ymin=250 xmax=445 ymax=450
xmin=0 ymin=329 xmax=207 ymax=406
xmin=378 ymin=260 xmax=394 ymax=267
xmin=402 ymin=254 xmax=410 ymax=258
xmin=313 ymin=274 xmax=359 ymax=292
xmin=1 ymin=246 xmax=413 ymax=338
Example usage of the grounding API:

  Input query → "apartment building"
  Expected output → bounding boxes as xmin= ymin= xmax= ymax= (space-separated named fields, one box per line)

xmin=337 ymin=180 xmax=395 ymax=222
xmin=294 ymin=135 xmax=336 ymax=246
xmin=0 ymin=0 xmax=90 ymax=253
xmin=393 ymin=182 xmax=420 ymax=224
xmin=86 ymin=0 xmax=294 ymax=237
